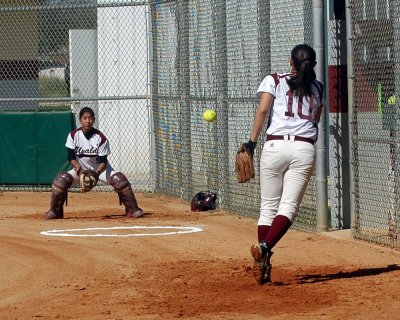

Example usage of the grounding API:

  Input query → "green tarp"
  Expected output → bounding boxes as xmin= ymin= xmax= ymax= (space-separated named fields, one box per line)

xmin=0 ymin=111 xmax=75 ymax=185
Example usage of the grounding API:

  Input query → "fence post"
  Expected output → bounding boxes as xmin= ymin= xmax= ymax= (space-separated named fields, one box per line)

xmin=313 ymin=0 xmax=329 ymax=232
xmin=393 ymin=1 xmax=400 ymax=244
xmin=344 ymin=0 xmax=356 ymax=232
xmin=176 ymin=1 xmax=192 ymax=199
xmin=258 ymin=0 xmax=270 ymax=76
xmin=215 ymin=0 xmax=229 ymax=209
xmin=147 ymin=2 xmax=157 ymax=192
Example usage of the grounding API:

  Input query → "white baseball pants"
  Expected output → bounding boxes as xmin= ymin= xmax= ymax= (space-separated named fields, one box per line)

xmin=258 ymin=138 xmax=316 ymax=226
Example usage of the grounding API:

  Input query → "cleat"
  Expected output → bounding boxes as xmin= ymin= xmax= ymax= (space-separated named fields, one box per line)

xmin=250 ymin=244 xmax=261 ymax=261
xmin=250 ymin=241 xmax=273 ymax=284
xmin=126 ymin=209 xmax=144 ymax=218
xmin=44 ymin=209 xmax=63 ymax=219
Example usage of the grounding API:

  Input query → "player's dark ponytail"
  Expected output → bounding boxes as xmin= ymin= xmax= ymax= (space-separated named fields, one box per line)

xmin=286 ymin=44 xmax=317 ymax=99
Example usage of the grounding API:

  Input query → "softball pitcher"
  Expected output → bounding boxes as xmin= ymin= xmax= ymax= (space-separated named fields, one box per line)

xmin=246 ymin=44 xmax=324 ymax=284
xmin=44 ymin=107 xmax=144 ymax=219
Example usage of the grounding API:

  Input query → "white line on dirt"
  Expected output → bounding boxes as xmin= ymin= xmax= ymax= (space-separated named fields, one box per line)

xmin=40 ymin=226 xmax=204 ymax=237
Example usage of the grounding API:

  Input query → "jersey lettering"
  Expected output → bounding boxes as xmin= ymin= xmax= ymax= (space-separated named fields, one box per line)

xmin=75 ymin=146 xmax=99 ymax=156
xmin=256 ymin=74 xmax=323 ymax=139
xmin=284 ymin=90 xmax=313 ymax=120
xmin=285 ymin=90 xmax=295 ymax=117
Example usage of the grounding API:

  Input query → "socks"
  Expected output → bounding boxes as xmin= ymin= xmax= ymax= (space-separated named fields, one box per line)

xmin=264 ymin=215 xmax=292 ymax=249
xmin=257 ymin=225 xmax=271 ymax=243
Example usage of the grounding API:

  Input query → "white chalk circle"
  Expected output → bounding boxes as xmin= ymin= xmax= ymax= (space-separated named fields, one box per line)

xmin=41 ymin=226 xmax=204 ymax=237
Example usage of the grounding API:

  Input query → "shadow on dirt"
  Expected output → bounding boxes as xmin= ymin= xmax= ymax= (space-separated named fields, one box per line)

xmin=296 ymin=264 xmax=400 ymax=284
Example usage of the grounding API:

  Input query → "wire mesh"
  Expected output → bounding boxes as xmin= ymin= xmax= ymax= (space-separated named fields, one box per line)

xmin=0 ymin=0 xmax=152 ymax=192
xmin=2 ymin=0 xmax=324 ymax=233
xmin=151 ymin=0 xmax=317 ymax=230
xmin=350 ymin=0 xmax=399 ymax=247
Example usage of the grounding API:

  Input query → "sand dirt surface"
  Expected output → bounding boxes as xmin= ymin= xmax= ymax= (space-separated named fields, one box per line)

xmin=0 ymin=191 xmax=399 ymax=319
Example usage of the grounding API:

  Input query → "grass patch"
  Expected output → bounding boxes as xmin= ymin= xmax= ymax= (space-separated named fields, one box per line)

xmin=38 ymin=76 xmax=70 ymax=111
xmin=39 ymin=76 xmax=69 ymax=98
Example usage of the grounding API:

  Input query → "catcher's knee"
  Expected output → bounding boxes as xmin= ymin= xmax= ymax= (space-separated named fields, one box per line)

xmin=52 ymin=172 xmax=74 ymax=192
xmin=110 ymin=172 xmax=130 ymax=191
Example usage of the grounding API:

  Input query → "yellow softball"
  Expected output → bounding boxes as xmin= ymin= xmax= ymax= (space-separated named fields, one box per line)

xmin=203 ymin=109 xmax=217 ymax=122
xmin=388 ymin=95 xmax=397 ymax=105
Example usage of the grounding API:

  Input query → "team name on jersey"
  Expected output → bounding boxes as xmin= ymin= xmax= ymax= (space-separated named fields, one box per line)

xmin=75 ymin=146 xmax=98 ymax=156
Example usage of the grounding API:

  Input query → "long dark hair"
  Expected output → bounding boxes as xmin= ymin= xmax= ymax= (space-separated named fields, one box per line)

xmin=286 ymin=44 xmax=317 ymax=98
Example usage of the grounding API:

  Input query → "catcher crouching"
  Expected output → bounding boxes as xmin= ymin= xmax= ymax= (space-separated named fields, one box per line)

xmin=44 ymin=107 xmax=144 ymax=219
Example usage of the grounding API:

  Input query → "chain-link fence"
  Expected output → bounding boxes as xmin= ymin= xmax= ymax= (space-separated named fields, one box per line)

xmin=4 ymin=0 xmax=400 ymax=247
xmin=150 ymin=0 xmax=317 ymax=231
xmin=350 ymin=0 xmax=400 ymax=247
xmin=0 ymin=0 xmax=317 ymax=231
xmin=0 ymin=0 xmax=152 ymax=192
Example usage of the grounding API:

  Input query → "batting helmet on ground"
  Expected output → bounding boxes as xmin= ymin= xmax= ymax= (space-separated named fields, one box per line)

xmin=191 ymin=191 xmax=217 ymax=212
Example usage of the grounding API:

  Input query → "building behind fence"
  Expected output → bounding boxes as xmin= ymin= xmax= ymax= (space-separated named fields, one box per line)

xmin=0 ymin=0 xmax=398 ymax=249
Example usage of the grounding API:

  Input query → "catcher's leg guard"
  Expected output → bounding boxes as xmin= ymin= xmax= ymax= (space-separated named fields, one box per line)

xmin=110 ymin=172 xmax=144 ymax=218
xmin=250 ymin=241 xmax=273 ymax=285
xmin=44 ymin=172 xmax=74 ymax=219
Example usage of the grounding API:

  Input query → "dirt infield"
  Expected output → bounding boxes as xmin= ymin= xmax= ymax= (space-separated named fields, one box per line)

xmin=1 ymin=191 xmax=399 ymax=320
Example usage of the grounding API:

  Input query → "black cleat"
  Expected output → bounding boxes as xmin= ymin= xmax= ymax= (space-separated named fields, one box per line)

xmin=250 ymin=241 xmax=273 ymax=284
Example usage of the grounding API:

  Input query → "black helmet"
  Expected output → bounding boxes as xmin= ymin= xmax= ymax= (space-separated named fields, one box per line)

xmin=191 ymin=191 xmax=217 ymax=212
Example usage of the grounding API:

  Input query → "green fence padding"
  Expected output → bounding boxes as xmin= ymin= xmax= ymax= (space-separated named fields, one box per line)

xmin=36 ymin=112 xmax=75 ymax=184
xmin=0 ymin=113 xmax=37 ymax=184
xmin=0 ymin=111 xmax=75 ymax=185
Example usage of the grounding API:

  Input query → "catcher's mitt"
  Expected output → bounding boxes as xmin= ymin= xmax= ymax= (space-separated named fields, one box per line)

xmin=236 ymin=141 xmax=256 ymax=183
xmin=79 ymin=169 xmax=99 ymax=193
